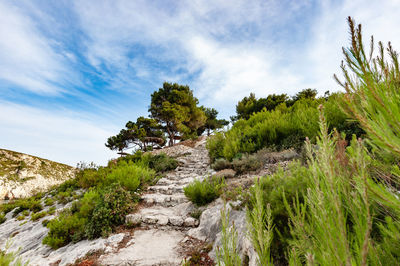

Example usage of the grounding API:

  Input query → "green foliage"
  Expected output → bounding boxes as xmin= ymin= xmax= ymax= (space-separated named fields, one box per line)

xmin=0 ymin=242 xmax=27 ymax=266
xmin=106 ymin=117 xmax=165 ymax=153
xmin=44 ymin=197 xmax=54 ymax=206
xmin=216 ymin=205 xmax=241 ymax=266
xmin=106 ymin=161 xmax=155 ymax=190
xmin=138 ymin=153 xmax=178 ymax=173
xmin=149 ymin=82 xmax=206 ymax=144
xmin=208 ymin=92 xmax=363 ymax=163
xmin=43 ymin=210 xmax=87 ymax=249
xmin=43 ymin=159 xmax=154 ymax=249
xmin=233 ymin=92 xmax=289 ymax=121
xmin=85 ymin=184 xmax=133 ymax=238
xmin=184 ymin=177 xmax=224 ymax=206
xmin=31 ymin=211 xmax=47 ymax=221
xmin=247 ymin=180 xmax=273 ymax=266
xmin=197 ymin=107 xmax=229 ymax=136
xmin=0 ymin=213 xmax=6 ymax=224
xmin=211 ymin=158 xmax=232 ymax=171
xmin=247 ymin=163 xmax=309 ymax=263
xmin=231 ymin=154 xmax=262 ymax=174
xmin=206 ymin=132 xmax=226 ymax=162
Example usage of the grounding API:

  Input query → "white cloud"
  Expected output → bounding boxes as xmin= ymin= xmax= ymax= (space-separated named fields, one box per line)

xmin=0 ymin=2 xmax=73 ymax=94
xmin=305 ymin=0 xmax=400 ymax=92
xmin=0 ymin=101 xmax=118 ymax=166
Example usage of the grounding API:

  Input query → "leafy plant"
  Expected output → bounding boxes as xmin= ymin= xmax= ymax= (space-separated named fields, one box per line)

xmin=184 ymin=177 xmax=224 ymax=206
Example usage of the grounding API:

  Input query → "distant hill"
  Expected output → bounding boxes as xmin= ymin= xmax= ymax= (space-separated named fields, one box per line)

xmin=0 ymin=148 xmax=76 ymax=200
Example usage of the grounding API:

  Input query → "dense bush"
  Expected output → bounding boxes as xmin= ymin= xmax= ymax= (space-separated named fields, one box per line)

xmin=117 ymin=152 xmax=178 ymax=173
xmin=85 ymin=184 xmax=133 ymax=238
xmin=231 ymin=154 xmax=262 ymax=174
xmin=105 ymin=161 xmax=155 ymax=191
xmin=43 ymin=184 xmax=133 ymax=248
xmin=207 ymin=93 xmax=363 ymax=163
xmin=211 ymin=158 xmax=232 ymax=171
xmin=184 ymin=177 xmax=224 ymax=206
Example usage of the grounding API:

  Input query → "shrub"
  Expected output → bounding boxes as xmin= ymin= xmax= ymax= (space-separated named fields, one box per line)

xmin=43 ymin=211 xmax=87 ymax=249
xmin=44 ymin=198 xmax=54 ymax=206
xmin=231 ymin=154 xmax=262 ymax=174
xmin=211 ymin=158 xmax=232 ymax=171
xmin=184 ymin=177 xmax=224 ymax=206
xmin=31 ymin=211 xmax=47 ymax=221
xmin=145 ymin=153 xmax=178 ymax=173
xmin=105 ymin=161 xmax=155 ymax=191
xmin=47 ymin=207 xmax=56 ymax=215
xmin=0 ymin=213 xmax=6 ymax=224
xmin=85 ymin=184 xmax=133 ymax=239
xmin=206 ymin=132 xmax=226 ymax=162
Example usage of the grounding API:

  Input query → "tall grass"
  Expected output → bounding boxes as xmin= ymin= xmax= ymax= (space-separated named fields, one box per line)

xmin=216 ymin=205 xmax=242 ymax=266
xmin=246 ymin=179 xmax=273 ymax=266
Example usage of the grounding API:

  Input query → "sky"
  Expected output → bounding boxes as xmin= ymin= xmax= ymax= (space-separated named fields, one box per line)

xmin=1 ymin=0 xmax=400 ymax=166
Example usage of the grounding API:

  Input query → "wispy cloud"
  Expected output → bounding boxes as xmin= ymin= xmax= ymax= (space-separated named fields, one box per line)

xmin=0 ymin=1 xmax=78 ymax=95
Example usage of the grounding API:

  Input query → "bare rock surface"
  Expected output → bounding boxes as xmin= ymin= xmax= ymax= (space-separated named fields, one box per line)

xmin=100 ymin=229 xmax=185 ymax=266
xmin=0 ymin=148 xmax=75 ymax=200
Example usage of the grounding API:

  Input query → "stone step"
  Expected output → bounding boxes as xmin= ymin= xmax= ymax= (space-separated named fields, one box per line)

xmin=148 ymin=184 xmax=184 ymax=194
xmin=126 ymin=207 xmax=198 ymax=228
xmin=141 ymin=193 xmax=188 ymax=207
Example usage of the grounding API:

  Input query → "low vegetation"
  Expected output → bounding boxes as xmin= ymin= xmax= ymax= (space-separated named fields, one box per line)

xmin=184 ymin=177 xmax=224 ymax=206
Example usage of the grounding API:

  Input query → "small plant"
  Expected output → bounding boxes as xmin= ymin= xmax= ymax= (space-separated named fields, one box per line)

xmin=211 ymin=158 xmax=232 ymax=171
xmin=0 ymin=241 xmax=28 ymax=266
xmin=189 ymin=209 xmax=203 ymax=220
xmin=231 ymin=154 xmax=262 ymax=174
xmin=44 ymin=198 xmax=54 ymax=206
xmin=247 ymin=179 xmax=274 ymax=265
xmin=0 ymin=213 xmax=6 ymax=224
xmin=16 ymin=215 xmax=25 ymax=221
xmin=184 ymin=177 xmax=224 ymax=206
xmin=216 ymin=205 xmax=241 ymax=266
xmin=31 ymin=211 xmax=47 ymax=221
xmin=47 ymin=206 xmax=56 ymax=215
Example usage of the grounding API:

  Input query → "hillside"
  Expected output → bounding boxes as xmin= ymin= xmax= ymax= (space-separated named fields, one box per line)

xmin=0 ymin=149 xmax=76 ymax=200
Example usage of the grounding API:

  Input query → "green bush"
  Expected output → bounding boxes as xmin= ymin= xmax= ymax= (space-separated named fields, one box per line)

xmin=117 ymin=152 xmax=178 ymax=173
xmin=211 ymin=158 xmax=232 ymax=171
xmin=231 ymin=154 xmax=262 ymax=174
xmin=184 ymin=177 xmax=224 ymax=206
xmin=85 ymin=184 xmax=133 ymax=239
xmin=44 ymin=198 xmax=54 ymax=206
xmin=43 ymin=210 xmax=87 ymax=249
xmin=31 ymin=211 xmax=47 ymax=221
xmin=0 ymin=213 xmax=6 ymax=224
xmin=105 ymin=161 xmax=155 ymax=191
xmin=207 ymin=93 xmax=363 ymax=163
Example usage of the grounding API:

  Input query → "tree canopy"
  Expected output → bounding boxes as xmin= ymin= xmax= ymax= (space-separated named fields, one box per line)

xmin=232 ymin=89 xmax=319 ymax=121
xmin=197 ymin=107 xmax=229 ymax=136
xmin=149 ymin=82 xmax=206 ymax=145
xmin=105 ymin=117 xmax=165 ymax=154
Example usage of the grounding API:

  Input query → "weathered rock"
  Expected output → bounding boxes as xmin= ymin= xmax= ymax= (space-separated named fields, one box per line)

xmin=99 ymin=229 xmax=185 ymax=266
xmin=126 ymin=214 xmax=142 ymax=226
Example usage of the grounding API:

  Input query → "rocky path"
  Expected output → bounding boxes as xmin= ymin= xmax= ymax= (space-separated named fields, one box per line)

xmin=99 ymin=139 xmax=213 ymax=265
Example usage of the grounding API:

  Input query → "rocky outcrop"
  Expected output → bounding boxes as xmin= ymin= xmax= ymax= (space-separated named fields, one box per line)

xmin=0 ymin=149 xmax=75 ymax=200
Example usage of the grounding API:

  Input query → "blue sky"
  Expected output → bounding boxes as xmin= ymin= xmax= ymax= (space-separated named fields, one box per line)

xmin=1 ymin=0 xmax=400 ymax=166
